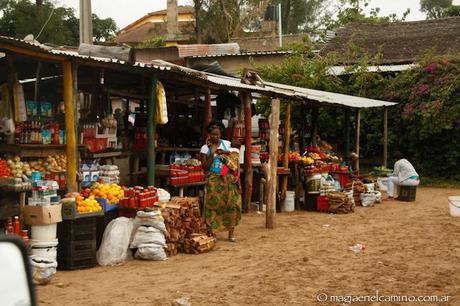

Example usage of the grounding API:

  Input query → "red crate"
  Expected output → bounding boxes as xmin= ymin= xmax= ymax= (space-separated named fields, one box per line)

xmin=317 ymin=196 xmax=329 ymax=212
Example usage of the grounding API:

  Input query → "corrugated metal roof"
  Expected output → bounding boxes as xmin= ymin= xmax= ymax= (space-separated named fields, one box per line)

xmin=0 ymin=36 xmax=396 ymax=108
xmin=187 ymin=50 xmax=292 ymax=59
xmin=176 ymin=43 xmax=240 ymax=58
xmin=328 ymin=64 xmax=415 ymax=75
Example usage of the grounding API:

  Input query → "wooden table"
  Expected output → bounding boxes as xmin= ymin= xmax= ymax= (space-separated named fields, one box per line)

xmin=171 ymin=181 xmax=206 ymax=197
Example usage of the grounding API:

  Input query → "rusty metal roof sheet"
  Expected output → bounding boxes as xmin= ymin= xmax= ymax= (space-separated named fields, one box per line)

xmin=0 ymin=36 xmax=396 ymax=108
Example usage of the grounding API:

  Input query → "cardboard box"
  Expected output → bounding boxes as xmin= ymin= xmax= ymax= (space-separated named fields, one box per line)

xmin=23 ymin=204 xmax=62 ymax=225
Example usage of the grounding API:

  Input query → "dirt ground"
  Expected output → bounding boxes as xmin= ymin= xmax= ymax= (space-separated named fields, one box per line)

xmin=37 ymin=187 xmax=460 ymax=306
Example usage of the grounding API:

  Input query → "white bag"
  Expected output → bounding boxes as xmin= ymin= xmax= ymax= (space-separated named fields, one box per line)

xmin=360 ymin=192 xmax=376 ymax=207
xmin=96 ymin=217 xmax=134 ymax=266
xmin=135 ymin=243 xmax=167 ymax=261
xmin=373 ymin=191 xmax=382 ymax=203
xmin=135 ymin=210 xmax=167 ymax=234
xmin=130 ymin=226 xmax=166 ymax=248
xmin=30 ymin=255 xmax=57 ymax=285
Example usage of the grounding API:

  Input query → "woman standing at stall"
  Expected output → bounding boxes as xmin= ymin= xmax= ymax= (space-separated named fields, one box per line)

xmin=199 ymin=121 xmax=241 ymax=242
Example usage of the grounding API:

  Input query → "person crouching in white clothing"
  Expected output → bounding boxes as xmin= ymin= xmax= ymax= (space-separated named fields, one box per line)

xmin=387 ymin=153 xmax=420 ymax=199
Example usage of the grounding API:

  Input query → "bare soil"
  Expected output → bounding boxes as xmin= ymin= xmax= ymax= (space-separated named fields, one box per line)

xmin=37 ymin=187 xmax=460 ymax=306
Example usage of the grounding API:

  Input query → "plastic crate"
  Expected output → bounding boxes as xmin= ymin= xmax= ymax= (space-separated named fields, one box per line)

xmin=96 ymin=198 xmax=118 ymax=212
xmin=57 ymin=239 xmax=96 ymax=270
xmin=61 ymin=201 xmax=104 ymax=220
xmin=96 ymin=209 xmax=118 ymax=249
xmin=305 ymin=192 xmax=319 ymax=211
xmin=317 ymin=195 xmax=329 ymax=212
xmin=398 ymin=186 xmax=417 ymax=202
xmin=58 ymin=217 xmax=97 ymax=242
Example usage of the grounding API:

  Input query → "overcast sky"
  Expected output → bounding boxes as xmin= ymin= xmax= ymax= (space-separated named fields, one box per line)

xmin=54 ymin=0 xmax=426 ymax=29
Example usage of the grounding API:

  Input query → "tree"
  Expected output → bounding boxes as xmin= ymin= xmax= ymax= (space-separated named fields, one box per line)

xmin=420 ymin=0 xmax=452 ymax=19
xmin=276 ymin=0 xmax=330 ymax=34
xmin=0 ymin=0 xmax=117 ymax=45
xmin=92 ymin=14 xmax=117 ymax=43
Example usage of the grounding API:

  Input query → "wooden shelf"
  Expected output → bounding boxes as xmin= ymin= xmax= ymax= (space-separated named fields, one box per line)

xmin=0 ymin=144 xmax=70 ymax=158
xmin=80 ymin=150 xmax=122 ymax=159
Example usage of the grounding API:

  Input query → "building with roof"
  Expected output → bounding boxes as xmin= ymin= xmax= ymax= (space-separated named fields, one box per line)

xmin=321 ymin=17 xmax=460 ymax=66
xmin=115 ymin=5 xmax=195 ymax=45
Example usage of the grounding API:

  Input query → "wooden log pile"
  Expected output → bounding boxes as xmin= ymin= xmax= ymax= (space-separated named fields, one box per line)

xmin=183 ymin=234 xmax=216 ymax=254
xmin=160 ymin=197 xmax=211 ymax=256
xmin=345 ymin=179 xmax=365 ymax=206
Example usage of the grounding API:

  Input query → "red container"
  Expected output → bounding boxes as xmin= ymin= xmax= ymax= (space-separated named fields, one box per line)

xmin=317 ymin=196 xmax=329 ymax=212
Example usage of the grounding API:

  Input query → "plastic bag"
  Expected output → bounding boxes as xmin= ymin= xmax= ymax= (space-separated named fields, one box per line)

xmin=97 ymin=217 xmax=134 ymax=266
xmin=135 ymin=210 xmax=167 ymax=234
xmin=130 ymin=226 xmax=166 ymax=248
xmin=373 ymin=191 xmax=382 ymax=203
xmin=135 ymin=243 xmax=167 ymax=261
xmin=30 ymin=255 xmax=57 ymax=285
xmin=360 ymin=192 xmax=376 ymax=207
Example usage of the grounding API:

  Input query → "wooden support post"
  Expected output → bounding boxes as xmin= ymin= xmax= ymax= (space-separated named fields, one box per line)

xmin=203 ymin=89 xmax=212 ymax=140
xmin=355 ymin=109 xmax=361 ymax=174
xmin=281 ymin=101 xmax=291 ymax=200
xmin=311 ymin=107 xmax=319 ymax=146
xmin=243 ymin=92 xmax=252 ymax=213
xmin=63 ymin=62 xmax=78 ymax=192
xmin=383 ymin=107 xmax=388 ymax=168
xmin=345 ymin=108 xmax=351 ymax=158
xmin=34 ymin=62 xmax=41 ymax=101
xmin=300 ymin=103 xmax=306 ymax=155
xmin=147 ymin=76 xmax=158 ymax=185
xmin=266 ymin=98 xmax=280 ymax=229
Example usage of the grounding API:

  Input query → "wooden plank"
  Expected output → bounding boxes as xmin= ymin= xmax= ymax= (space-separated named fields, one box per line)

xmin=300 ymin=103 xmax=306 ymax=155
xmin=266 ymin=98 xmax=280 ymax=229
xmin=281 ymin=101 xmax=291 ymax=200
xmin=355 ymin=109 xmax=361 ymax=174
xmin=243 ymin=92 xmax=252 ymax=213
xmin=383 ymin=107 xmax=388 ymax=168
xmin=147 ymin=76 xmax=157 ymax=185
xmin=63 ymin=61 xmax=78 ymax=192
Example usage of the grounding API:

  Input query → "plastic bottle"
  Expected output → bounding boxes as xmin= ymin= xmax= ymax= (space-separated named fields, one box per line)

xmin=13 ymin=216 xmax=20 ymax=234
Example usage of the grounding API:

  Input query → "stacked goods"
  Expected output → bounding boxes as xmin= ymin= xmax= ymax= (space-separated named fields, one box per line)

xmin=131 ymin=211 xmax=167 ymax=261
xmin=99 ymin=165 xmax=120 ymax=184
xmin=80 ymin=160 xmax=100 ymax=184
xmin=86 ymin=182 xmax=124 ymax=205
xmin=0 ymin=159 xmax=11 ymax=177
xmin=160 ymin=197 xmax=207 ymax=256
xmin=169 ymin=160 xmax=205 ymax=185
xmin=119 ymin=186 xmax=158 ymax=209
xmin=183 ymin=234 xmax=216 ymax=254
xmin=345 ymin=180 xmax=365 ymax=206
xmin=327 ymin=192 xmax=354 ymax=214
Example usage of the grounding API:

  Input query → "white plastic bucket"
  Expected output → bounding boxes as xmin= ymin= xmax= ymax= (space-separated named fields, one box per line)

xmin=31 ymin=239 xmax=58 ymax=261
xmin=31 ymin=224 xmax=57 ymax=241
xmin=448 ymin=196 xmax=460 ymax=217
xmin=282 ymin=191 xmax=295 ymax=212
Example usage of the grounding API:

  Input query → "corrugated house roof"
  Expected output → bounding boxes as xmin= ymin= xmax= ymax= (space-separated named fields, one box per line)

xmin=321 ymin=17 xmax=460 ymax=64
xmin=0 ymin=36 xmax=396 ymax=108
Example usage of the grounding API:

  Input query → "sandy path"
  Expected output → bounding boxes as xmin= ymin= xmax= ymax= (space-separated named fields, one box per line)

xmin=37 ymin=187 xmax=460 ymax=306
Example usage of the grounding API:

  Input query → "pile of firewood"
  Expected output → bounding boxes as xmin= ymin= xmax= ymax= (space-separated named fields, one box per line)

xmin=345 ymin=179 xmax=365 ymax=206
xmin=160 ymin=197 xmax=210 ymax=256
xmin=183 ymin=234 xmax=216 ymax=254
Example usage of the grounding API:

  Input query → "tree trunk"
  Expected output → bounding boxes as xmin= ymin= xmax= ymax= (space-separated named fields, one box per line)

xmin=194 ymin=0 xmax=202 ymax=43
xmin=282 ymin=0 xmax=291 ymax=35
xmin=36 ymin=0 xmax=43 ymax=7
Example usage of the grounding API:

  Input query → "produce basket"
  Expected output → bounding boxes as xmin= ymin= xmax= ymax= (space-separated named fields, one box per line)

xmin=96 ymin=198 xmax=118 ymax=212
xmin=61 ymin=201 xmax=103 ymax=220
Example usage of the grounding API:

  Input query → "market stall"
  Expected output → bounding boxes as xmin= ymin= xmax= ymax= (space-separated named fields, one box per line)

xmin=0 ymin=36 xmax=397 ymax=281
